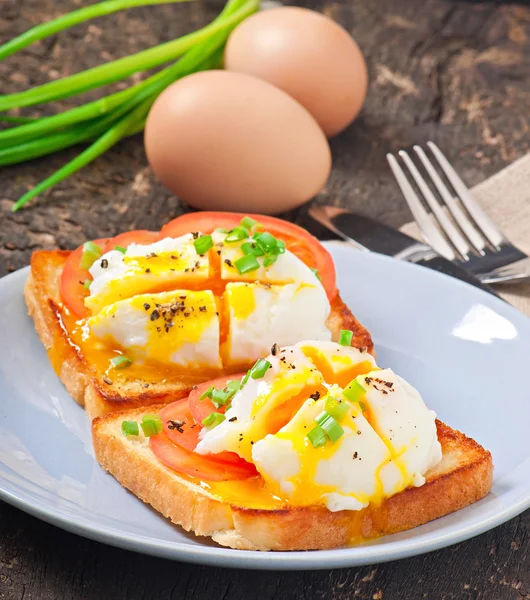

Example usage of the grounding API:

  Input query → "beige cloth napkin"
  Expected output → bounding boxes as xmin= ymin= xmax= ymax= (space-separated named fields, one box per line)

xmin=400 ymin=153 xmax=530 ymax=314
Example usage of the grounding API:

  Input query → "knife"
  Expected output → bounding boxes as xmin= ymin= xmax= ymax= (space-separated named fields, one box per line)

xmin=309 ymin=206 xmax=500 ymax=297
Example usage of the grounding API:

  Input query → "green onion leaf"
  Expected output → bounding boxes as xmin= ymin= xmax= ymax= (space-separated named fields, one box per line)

xmin=140 ymin=414 xmax=162 ymax=437
xmin=82 ymin=279 xmax=92 ymax=289
xmin=240 ymin=216 xmax=261 ymax=231
xmin=235 ymin=254 xmax=260 ymax=274
xmin=199 ymin=385 xmax=215 ymax=401
xmin=343 ymin=379 xmax=366 ymax=404
xmin=311 ymin=267 xmax=322 ymax=281
xmin=339 ymin=330 xmax=353 ymax=346
xmin=121 ymin=420 xmax=139 ymax=436
xmin=307 ymin=424 xmax=327 ymax=448
xmin=249 ymin=358 xmax=271 ymax=380
xmin=315 ymin=412 xmax=344 ymax=443
xmin=225 ymin=227 xmax=249 ymax=243
xmin=241 ymin=370 xmax=250 ymax=388
xmin=241 ymin=241 xmax=265 ymax=257
xmin=115 ymin=245 xmax=127 ymax=254
xmin=110 ymin=355 xmax=132 ymax=369
xmin=80 ymin=241 xmax=102 ymax=270
xmin=215 ymin=227 xmax=229 ymax=233
xmin=324 ymin=397 xmax=349 ymax=421
xmin=263 ymin=254 xmax=278 ymax=267
xmin=202 ymin=412 xmax=226 ymax=429
xmin=194 ymin=234 xmax=213 ymax=255
xmin=253 ymin=231 xmax=277 ymax=253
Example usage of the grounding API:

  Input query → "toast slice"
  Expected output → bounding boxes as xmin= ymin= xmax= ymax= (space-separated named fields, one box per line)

xmin=92 ymin=408 xmax=493 ymax=551
xmin=25 ymin=250 xmax=374 ymax=420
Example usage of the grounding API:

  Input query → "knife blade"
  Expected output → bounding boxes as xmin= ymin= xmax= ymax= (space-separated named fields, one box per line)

xmin=309 ymin=206 xmax=500 ymax=297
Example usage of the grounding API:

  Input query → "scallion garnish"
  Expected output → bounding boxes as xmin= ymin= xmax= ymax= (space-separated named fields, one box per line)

xmin=110 ymin=355 xmax=132 ymax=369
xmin=225 ymin=227 xmax=249 ymax=243
xmin=80 ymin=241 xmax=102 ymax=270
xmin=199 ymin=386 xmax=215 ymax=401
xmin=141 ymin=414 xmax=162 ymax=437
xmin=202 ymin=412 xmax=226 ymax=429
xmin=234 ymin=254 xmax=260 ymax=274
xmin=307 ymin=424 xmax=327 ymax=448
xmin=193 ymin=234 xmax=213 ymax=255
xmin=210 ymin=381 xmax=240 ymax=408
xmin=115 ymin=245 xmax=127 ymax=254
xmin=339 ymin=330 xmax=353 ymax=346
xmin=311 ymin=267 xmax=322 ymax=281
xmin=241 ymin=241 xmax=265 ymax=257
xmin=314 ymin=411 xmax=344 ymax=443
xmin=324 ymin=397 xmax=349 ymax=421
xmin=83 ymin=279 xmax=92 ymax=289
xmin=343 ymin=379 xmax=366 ymax=404
xmin=249 ymin=358 xmax=271 ymax=380
xmin=121 ymin=420 xmax=139 ymax=436
xmin=215 ymin=227 xmax=230 ymax=233
xmin=263 ymin=254 xmax=278 ymax=267
xmin=253 ymin=231 xmax=277 ymax=253
xmin=240 ymin=216 xmax=261 ymax=231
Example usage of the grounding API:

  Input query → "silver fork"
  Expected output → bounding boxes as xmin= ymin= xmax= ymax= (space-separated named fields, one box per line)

xmin=386 ymin=142 xmax=530 ymax=284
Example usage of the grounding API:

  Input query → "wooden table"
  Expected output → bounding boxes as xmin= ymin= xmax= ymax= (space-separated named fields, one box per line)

xmin=1 ymin=1 xmax=529 ymax=598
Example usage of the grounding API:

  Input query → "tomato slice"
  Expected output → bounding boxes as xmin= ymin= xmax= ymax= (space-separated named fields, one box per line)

xmin=60 ymin=230 xmax=159 ymax=317
xmin=160 ymin=212 xmax=337 ymax=301
xmin=150 ymin=433 xmax=257 ymax=481
xmin=159 ymin=399 xmax=248 ymax=467
xmin=105 ymin=229 xmax=159 ymax=252
xmin=59 ymin=237 xmax=109 ymax=318
xmin=188 ymin=374 xmax=245 ymax=425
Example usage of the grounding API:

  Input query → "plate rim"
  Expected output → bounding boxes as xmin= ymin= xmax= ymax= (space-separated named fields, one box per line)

xmin=0 ymin=249 xmax=529 ymax=570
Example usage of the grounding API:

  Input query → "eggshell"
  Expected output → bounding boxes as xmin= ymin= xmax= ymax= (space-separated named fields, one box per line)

xmin=144 ymin=71 xmax=331 ymax=214
xmin=225 ymin=7 xmax=368 ymax=137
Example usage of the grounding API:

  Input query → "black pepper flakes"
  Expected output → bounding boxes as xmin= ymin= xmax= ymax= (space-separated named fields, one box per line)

xmin=271 ymin=343 xmax=280 ymax=356
xmin=229 ymin=417 xmax=238 ymax=422
xmin=143 ymin=303 xmax=151 ymax=311
xmin=103 ymin=377 xmax=113 ymax=385
xmin=192 ymin=232 xmax=199 ymax=239
xmin=150 ymin=309 xmax=160 ymax=321
xmin=224 ymin=259 xmax=233 ymax=268
xmin=199 ymin=306 xmax=207 ymax=312
xmin=310 ymin=391 xmax=321 ymax=401
xmin=100 ymin=259 xmax=109 ymax=269
xmin=167 ymin=419 xmax=186 ymax=433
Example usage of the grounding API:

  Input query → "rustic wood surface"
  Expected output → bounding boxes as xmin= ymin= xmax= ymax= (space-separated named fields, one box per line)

xmin=1 ymin=0 xmax=529 ymax=598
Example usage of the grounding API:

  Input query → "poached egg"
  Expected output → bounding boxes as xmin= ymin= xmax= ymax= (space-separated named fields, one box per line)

xmin=196 ymin=341 xmax=442 ymax=511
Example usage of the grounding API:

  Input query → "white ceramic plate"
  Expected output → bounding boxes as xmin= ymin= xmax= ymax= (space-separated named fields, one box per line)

xmin=0 ymin=243 xmax=529 ymax=570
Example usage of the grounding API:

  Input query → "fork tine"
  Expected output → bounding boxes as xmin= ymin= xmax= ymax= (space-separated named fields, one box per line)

xmin=413 ymin=145 xmax=486 ymax=256
xmin=398 ymin=150 xmax=471 ymax=260
xmin=427 ymin=142 xmax=504 ymax=249
xmin=386 ymin=153 xmax=456 ymax=261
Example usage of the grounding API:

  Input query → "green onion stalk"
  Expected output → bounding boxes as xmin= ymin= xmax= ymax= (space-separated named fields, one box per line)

xmin=0 ymin=0 xmax=260 ymax=211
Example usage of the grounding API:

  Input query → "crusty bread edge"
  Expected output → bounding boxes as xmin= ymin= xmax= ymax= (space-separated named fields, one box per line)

xmin=92 ymin=411 xmax=493 ymax=551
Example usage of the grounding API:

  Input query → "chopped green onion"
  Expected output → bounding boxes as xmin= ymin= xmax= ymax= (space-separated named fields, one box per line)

xmin=202 ymin=412 xmax=226 ymax=429
xmin=240 ymin=216 xmax=261 ymax=231
xmin=194 ymin=234 xmax=213 ymax=255
xmin=80 ymin=241 xmax=102 ymax=270
xmin=249 ymin=358 xmax=271 ymax=380
xmin=359 ymin=401 xmax=367 ymax=412
xmin=343 ymin=379 xmax=366 ymax=404
xmin=235 ymin=254 xmax=260 ymax=274
xmin=241 ymin=371 xmax=250 ymax=388
xmin=315 ymin=412 xmax=344 ymax=443
xmin=110 ymin=355 xmax=132 ymax=369
xmin=225 ymin=227 xmax=249 ymax=243
xmin=275 ymin=240 xmax=286 ymax=254
xmin=307 ymin=424 xmax=327 ymax=448
xmin=121 ymin=420 xmax=139 ymax=436
xmin=311 ymin=267 xmax=322 ymax=281
xmin=141 ymin=414 xmax=162 ymax=437
xmin=115 ymin=245 xmax=127 ymax=254
xmin=225 ymin=379 xmax=241 ymax=395
xmin=263 ymin=254 xmax=278 ymax=267
xmin=241 ymin=241 xmax=265 ymax=257
xmin=339 ymin=330 xmax=353 ymax=346
xmin=324 ymin=397 xmax=349 ymax=421
xmin=199 ymin=385 xmax=214 ymax=401
xmin=83 ymin=279 xmax=92 ymax=289
xmin=253 ymin=231 xmax=277 ymax=253
xmin=215 ymin=227 xmax=229 ymax=233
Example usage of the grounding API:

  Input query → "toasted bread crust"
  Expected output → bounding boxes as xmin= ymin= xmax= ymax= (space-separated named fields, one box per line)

xmin=25 ymin=249 xmax=374 ymax=419
xmin=92 ymin=412 xmax=493 ymax=551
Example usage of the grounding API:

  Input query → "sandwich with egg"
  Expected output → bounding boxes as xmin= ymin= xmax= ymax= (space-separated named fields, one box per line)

xmin=93 ymin=339 xmax=493 ymax=551
xmin=25 ymin=212 xmax=372 ymax=418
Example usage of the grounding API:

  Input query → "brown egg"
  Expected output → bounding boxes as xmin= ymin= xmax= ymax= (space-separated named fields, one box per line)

xmin=225 ymin=7 xmax=368 ymax=138
xmin=144 ymin=71 xmax=331 ymax=215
